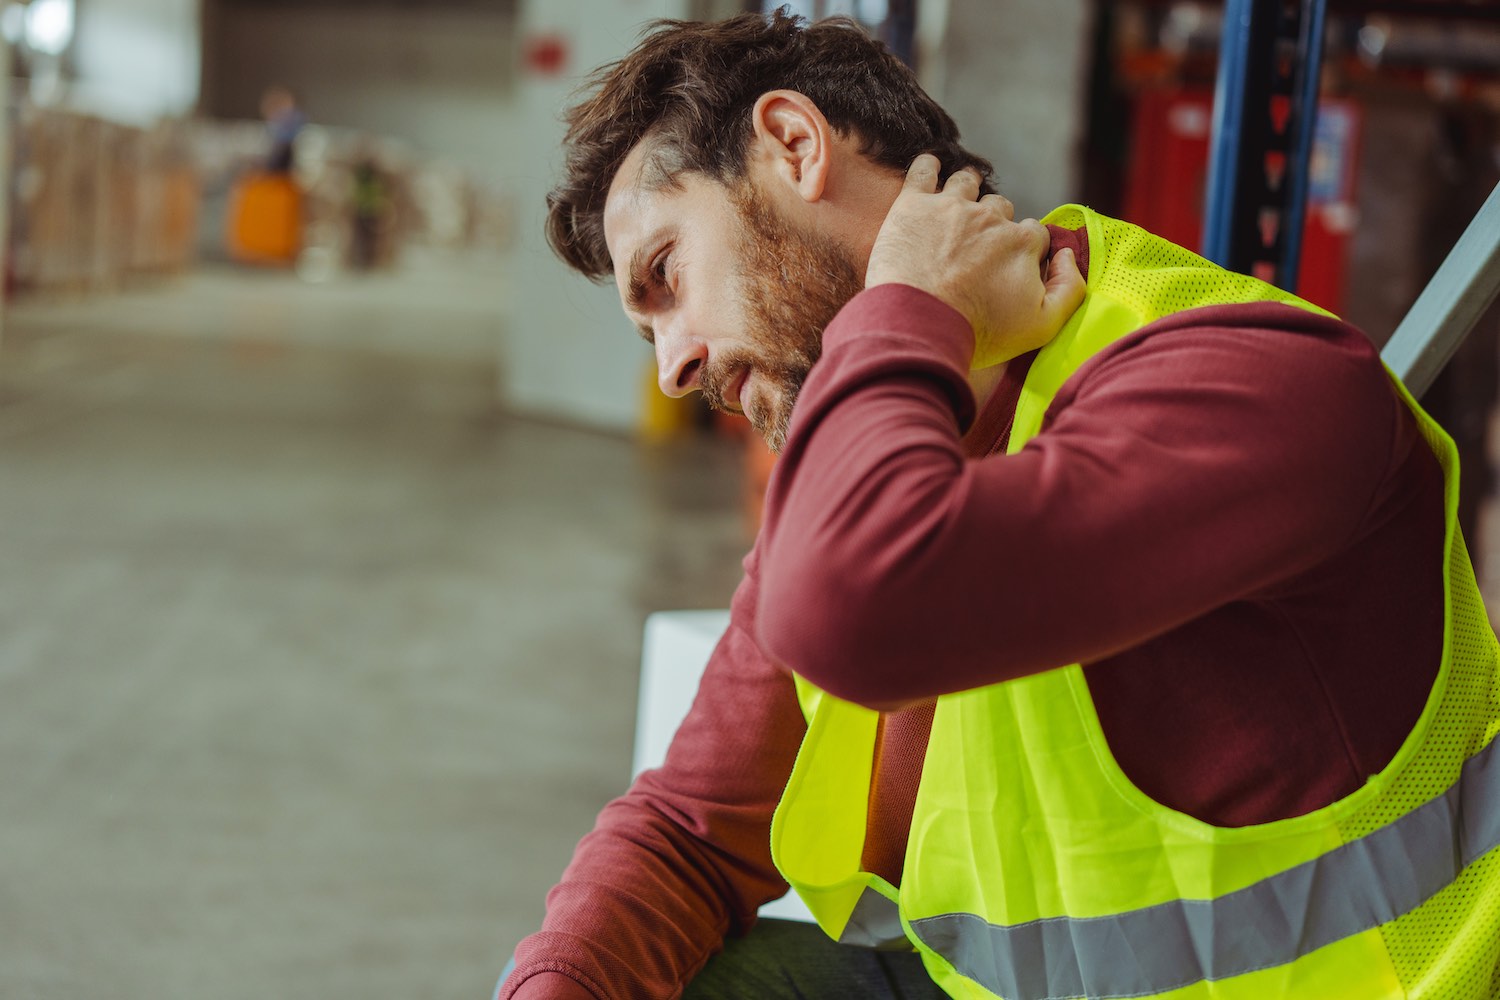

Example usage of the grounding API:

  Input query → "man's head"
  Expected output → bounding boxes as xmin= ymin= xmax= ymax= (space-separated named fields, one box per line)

xmin=260 ymin=84 xmax=298 ymax=121
xmin=547 ymin=11 xmax=993 ymax=450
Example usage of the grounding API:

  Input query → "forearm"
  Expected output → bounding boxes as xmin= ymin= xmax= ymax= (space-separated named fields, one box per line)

xmin=505 ymin=584 xmax=804 ymax=999
xmin=504 ymin=795 xmax=767 ymax=999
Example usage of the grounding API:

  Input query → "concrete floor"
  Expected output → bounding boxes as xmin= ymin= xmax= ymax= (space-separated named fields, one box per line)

xmin=0 ymin=261 xmax=747 ymax=999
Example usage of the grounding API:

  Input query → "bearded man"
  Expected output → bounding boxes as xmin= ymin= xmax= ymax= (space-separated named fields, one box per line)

xmin=498 ymin=11 xmax=1500 ymax=1000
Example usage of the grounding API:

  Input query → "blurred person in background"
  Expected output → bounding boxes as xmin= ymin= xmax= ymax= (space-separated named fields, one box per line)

xmin=260 ymin=84 xmax=305 ymax=175
xmin=350 ymin=154 xmax=393 ymax=271
xmin=499 ymin=12 xmax=1500 ymax=1000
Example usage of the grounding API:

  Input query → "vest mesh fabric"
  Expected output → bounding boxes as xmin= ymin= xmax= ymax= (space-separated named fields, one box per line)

xmin=1045 ymin=204 xmax=1328 ymax=321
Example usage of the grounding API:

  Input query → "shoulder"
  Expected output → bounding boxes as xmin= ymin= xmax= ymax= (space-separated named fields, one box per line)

xmin=1052 ymin=302 xmax=1398 ymax=436
xmin=1033 ymin=302 xmax=1413 ymax=561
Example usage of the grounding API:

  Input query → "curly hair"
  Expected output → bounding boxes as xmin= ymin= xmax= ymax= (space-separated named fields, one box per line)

xmin=546 ymin=9 xmax=994 ymax=279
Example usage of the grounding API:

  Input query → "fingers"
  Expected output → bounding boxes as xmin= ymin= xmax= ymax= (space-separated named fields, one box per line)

xmin=942 ymin=168 xmax=982 ymax=200
xmin=980 ymin=192 xmax=1015 ymax=221
xmin=904 ymin=154 xmax=940 ymax=193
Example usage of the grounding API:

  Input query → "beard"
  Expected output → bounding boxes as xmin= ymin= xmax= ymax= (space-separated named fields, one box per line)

xmin=696 ymin=185 xmax=866 ymax=453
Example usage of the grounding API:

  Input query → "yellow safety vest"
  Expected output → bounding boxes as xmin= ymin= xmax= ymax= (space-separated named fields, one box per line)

xmin=770 ymin=205 xmax=1500 ymax=999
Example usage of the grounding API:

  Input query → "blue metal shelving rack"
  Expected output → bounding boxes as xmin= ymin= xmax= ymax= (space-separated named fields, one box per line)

xmin=1202 ymin=0 xmax=1328 ymax=291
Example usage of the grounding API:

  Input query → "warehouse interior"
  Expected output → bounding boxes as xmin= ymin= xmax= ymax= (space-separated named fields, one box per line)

xmin=2 ymin=1 xmax=1499 ymax=997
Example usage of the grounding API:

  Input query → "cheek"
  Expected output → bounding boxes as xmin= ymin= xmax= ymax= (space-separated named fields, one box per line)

xmin=696 ymin=265 xmax=754 ymax=338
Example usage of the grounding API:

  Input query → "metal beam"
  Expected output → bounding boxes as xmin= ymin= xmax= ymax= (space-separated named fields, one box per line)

xmin=1381 ymin=180 xmax=1500 ymax=398
xmin=1278 ymin=0 xmax=1327 ymax=287
xmin=1203 ymin=0 xmax=1328 ymax=291
xmin=1202 ymin=0 xmax=1258 ymax=269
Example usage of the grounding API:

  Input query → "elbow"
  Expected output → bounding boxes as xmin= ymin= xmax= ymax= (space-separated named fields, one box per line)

xmin=756 ymin=563 xmax=924 ymax=710
xmin=755 ymin=463 xmax=976 ymax=707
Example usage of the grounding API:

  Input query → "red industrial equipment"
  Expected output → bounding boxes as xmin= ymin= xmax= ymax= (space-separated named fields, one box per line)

xmin=1123 ymin=88 xmax=1362 ymax=315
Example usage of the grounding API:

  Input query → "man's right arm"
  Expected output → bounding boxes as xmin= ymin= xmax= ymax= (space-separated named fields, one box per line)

xmin=502 ymin=556 xmax=806 ymax=999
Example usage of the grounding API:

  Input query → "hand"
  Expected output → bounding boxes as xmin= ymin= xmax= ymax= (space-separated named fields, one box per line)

xmin=865 ymin=154 xmax=1086 ymax=368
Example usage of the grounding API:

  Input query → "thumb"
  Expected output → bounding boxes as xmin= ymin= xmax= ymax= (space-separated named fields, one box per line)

xmin=1039 ymin=247 xmax=1086 ymax=324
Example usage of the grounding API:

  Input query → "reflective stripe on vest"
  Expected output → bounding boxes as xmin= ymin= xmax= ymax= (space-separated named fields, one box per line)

xmin=908 ymin=733 xmax=1500 ymax=999
xmin=841 ymin=885 xmax=910 ymax=950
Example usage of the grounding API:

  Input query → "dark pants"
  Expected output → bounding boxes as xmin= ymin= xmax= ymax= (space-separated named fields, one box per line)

xmin=682 ymin=918 xmax=947 ymax=1000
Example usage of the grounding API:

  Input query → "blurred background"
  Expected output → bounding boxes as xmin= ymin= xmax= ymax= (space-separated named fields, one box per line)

xmin=0 ymin=0 xmax=1498 ymax=997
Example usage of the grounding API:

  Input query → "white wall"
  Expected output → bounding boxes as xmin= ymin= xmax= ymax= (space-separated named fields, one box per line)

xmin=71 ymin=0 xmax=200 ymax=124
xmin=500 ymin=0 xmax=686 ymax=432
xmin=925 ymin=0 xmax=1091 ymax=217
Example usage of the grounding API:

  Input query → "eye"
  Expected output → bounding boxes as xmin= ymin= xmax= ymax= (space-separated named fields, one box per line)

xmin=652 ymin=248 xmax=673 ymax=289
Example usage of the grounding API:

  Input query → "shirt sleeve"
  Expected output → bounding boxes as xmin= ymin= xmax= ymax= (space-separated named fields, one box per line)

xmin=502 ymin=557 xmax=805 ymax=999
xmin=754 ymin=284 xmax=1402 ymax=708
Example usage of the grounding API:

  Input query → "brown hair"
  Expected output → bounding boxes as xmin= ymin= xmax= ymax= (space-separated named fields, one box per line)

xmin=546 ymin=10 xmax=994 ymax=279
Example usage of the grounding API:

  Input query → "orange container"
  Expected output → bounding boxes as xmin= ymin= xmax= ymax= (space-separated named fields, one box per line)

xmin=227 ymin=172 xmax=302 ymax=265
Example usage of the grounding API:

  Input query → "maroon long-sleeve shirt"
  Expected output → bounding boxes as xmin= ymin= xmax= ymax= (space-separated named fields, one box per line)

xmin=504 ymin=227 xmax=1444 ymax=1000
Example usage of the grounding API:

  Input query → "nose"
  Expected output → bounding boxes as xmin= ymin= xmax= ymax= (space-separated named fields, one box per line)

xmin=655 ymin=333 xmax=708 ymax=398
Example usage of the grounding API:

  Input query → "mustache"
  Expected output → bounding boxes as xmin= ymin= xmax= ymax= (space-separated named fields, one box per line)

xmin=698 ymin=352 xmax=753 ymax=416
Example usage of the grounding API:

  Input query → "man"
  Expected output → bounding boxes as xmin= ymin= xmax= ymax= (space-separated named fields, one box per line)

xmin=259 ymin=84 xmax=305 ymax=175
xmin=501 ymin=12 xmax=1500 ymax=1000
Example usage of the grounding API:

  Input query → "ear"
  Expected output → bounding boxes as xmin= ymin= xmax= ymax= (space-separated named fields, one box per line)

xmin=749 ymin=90 xmax=832 ymax=203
